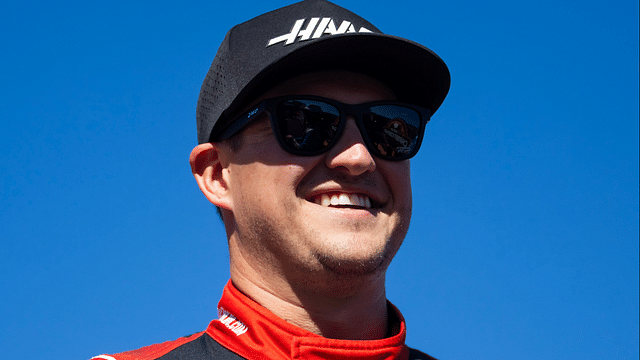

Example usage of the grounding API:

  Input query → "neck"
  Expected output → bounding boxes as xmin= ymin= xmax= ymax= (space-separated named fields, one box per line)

xmin=229 ymin=253 xmax=390 ymax=340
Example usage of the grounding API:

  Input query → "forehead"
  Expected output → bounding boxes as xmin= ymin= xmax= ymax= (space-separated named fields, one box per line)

xmin=258 ymin=70 xmax=397 ymax=104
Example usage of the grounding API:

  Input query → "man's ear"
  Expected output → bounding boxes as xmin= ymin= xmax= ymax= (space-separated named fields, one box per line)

xmin=189 ymin=143 xmax=232 ymax=210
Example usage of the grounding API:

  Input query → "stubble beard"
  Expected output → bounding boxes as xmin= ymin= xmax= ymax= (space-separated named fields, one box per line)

xmin=235 ymin=199 xmax=411 ymax=298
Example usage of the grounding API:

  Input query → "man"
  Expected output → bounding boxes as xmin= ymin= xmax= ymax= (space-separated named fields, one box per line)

xmin=92 ymin=0 xmax=449 ymax=359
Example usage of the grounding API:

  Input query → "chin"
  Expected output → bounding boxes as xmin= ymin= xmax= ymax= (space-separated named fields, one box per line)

xmin=314 ymin=249 xmax=393 ymax=277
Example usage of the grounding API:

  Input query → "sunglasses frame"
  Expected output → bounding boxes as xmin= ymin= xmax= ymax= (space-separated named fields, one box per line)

xmin=211 ymin=95 xmax=432 ymax=161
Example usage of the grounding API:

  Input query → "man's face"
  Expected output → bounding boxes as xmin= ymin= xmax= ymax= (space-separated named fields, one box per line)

xmin=221 ymin=70 xmax=413 ymax=286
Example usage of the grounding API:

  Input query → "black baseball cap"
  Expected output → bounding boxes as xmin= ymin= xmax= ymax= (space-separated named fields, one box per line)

xmin=196 ymin=0 xmax=450 ymax=144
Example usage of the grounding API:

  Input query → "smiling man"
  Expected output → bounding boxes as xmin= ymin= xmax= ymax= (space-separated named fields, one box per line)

xmin=92 ymin=1 xmax=449 ymax=359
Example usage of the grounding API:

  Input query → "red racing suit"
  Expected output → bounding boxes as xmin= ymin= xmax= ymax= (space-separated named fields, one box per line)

xmin=91 ymin=281 xmax=436 ymax=360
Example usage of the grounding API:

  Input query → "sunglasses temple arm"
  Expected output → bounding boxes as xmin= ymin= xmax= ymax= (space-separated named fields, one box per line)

xmin=213 ymin=102 xmax=267 ymax=141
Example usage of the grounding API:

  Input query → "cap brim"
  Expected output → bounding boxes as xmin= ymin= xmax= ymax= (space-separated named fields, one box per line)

xmin=218 ymin=33 xmax=450 ymax=131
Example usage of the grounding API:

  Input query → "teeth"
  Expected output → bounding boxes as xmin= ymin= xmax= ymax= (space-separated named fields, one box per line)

xmin=313 ymin=193 xmax=372 ymax=208
xmin=336 ymin=194 xmax=350 ymax=205
xmin=349 ymin=194 xmax=361 ymax=207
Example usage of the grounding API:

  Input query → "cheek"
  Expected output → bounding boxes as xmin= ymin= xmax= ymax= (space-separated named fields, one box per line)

xmin=388 ymin=162 xmax=412 ymax=204
xmin=231 ymin=163 xmax=304 ymax=210
xmin=390 ymin=164 xmax=413 ymax=242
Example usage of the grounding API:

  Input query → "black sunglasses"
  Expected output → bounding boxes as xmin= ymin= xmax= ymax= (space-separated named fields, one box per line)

xmin=211 ymin=96 xmax=432 ymax=161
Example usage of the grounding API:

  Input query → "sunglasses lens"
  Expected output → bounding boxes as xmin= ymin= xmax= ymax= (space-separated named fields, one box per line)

xmin=273 ymin=98 xmax=424 ymax=159
xmin=275 ymin=99 xmax=340 ymax=153
xmin=362 ymin=105 xmax=422 ymax=158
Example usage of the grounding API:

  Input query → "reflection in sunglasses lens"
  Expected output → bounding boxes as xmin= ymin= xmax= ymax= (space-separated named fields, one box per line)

xmin=278 ymin=100 xmax=339 ymax=151
xmin=275 ymin=99 xmax=421 ymax=159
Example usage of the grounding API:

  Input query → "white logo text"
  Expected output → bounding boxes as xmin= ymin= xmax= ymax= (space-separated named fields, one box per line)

xmin=267 ymin=18 xmax=373 ymax=47
xmin=217 ymin=308 xmax=249 ymax=336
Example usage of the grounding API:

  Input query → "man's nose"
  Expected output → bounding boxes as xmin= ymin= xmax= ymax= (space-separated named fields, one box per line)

xmin=325 ymin=118 xmax=376 ymax=175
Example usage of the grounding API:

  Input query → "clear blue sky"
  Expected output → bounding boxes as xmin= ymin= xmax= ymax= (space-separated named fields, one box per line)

xmin=1 ymin=1 xmax=638 ymax=359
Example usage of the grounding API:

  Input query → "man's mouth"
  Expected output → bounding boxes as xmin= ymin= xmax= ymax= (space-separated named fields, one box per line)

xmin=311 ymin=193 xmax=372 ymax=209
